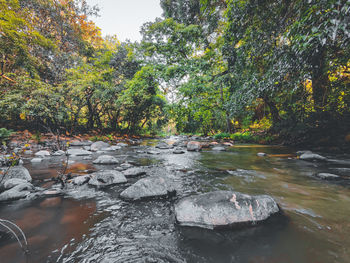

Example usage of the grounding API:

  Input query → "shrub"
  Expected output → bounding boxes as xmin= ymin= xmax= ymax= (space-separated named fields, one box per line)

xmin=0 ymin=128 xmax=13 ymax=145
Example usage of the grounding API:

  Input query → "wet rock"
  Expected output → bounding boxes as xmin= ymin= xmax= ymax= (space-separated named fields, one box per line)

xmin=212 ymin=146 xmax=226 ymax=151
xmin=90 ymin=141 xmax=110 ymax=152
xmin=0 ymin=166 xmax=32 ymax=185
xmin=83 ymin=156 xmax=93 ymax=160
xmin=0 ymin=183 xmax=34 ymax=202
xmin=67 ymin=148 xmax=92 ymax=156
xmin=120 ymin=176 xmax=176 ymax=201
xmin=52 ymin=150 xmax=65 ymax=156
xmin=120 ymin=162 xmax=133 ymax=169
xmin=156 ymin=142 xmax=171 ymax=149
xmin=122 ymin=167 xmax=146 ymax=178
xmin=23 ymin=150 xmax=33 ymax=155
xmin=35 ymin=150 xmax=50 ymax=157
xmin=257 ymin=152 xmax=267 ymax=157
xmin=223 ymin=142 xmax=234 ymax=147
xmin=314 ymin=173 xmax=341 ymax=180
xmin=70 ymin=141 xmax=92 ymax=146
xmin=89 ymin=171 xmax=127 ymax=187
xmin=299 ymin=152 xmax=327 ymax=161
xmin=116 ymin=143 xmax=128 ymax=147
xmin=147 ymin=150 xmax=161 ymax=155
xmin=187 ymin=141 xmax=202 ymax=152
xmin=101 ymin=146 xmax=122 ymax=151
xmin=3 ymin=178 xmax=28 ymax=189
xmin=43 ymin=188 xmax=64 ymax=197
xmin=31 ymin=158 xmax=43 ymax=163
xmin=175 ymin=191 xmax=279 ymax=229
xmin=93 ymin=155 xmax=119 ymax=164
xmin=173 ymin=149 xmax=185 ymax=154
xmin=71 ymin=175 xmax=91 ymax=185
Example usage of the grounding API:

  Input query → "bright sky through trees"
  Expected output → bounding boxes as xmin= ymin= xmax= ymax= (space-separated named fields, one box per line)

xmin=85 ymin=0 xmax=163 ymax=41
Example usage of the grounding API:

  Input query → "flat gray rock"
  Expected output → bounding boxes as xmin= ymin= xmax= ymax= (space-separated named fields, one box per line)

xmin=89 ymin=171 xmax=127 ymax=187
xmin=120 ymin=177 xmax=176 ymax=201
xmin=0 ymin=183 xmax=34 ymax=202
xmin=122 ymin=167 xmax=146 ymax=178
xmin=67 ymin=149 xmax=92 ymax=156
xmin=35 ymin=150 xmax=50 ymax=157
xmin=315 ymin=173 xmax=340 ymax=180
xmin=175 ymin=191 xmax=279 ymax=229
xmin=299 ymin=152 xmax=327 ymax=161
xmin=93 ymin=155 xmax=119 ymax=164
xmin=52 ymin=150 xmax=65 ymax=156
xmin=90 ymin=141 xmax=110 ymax=151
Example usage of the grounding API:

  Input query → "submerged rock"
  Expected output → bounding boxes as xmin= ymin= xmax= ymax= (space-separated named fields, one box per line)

xmin=90 ymin=141 xmax=110 ymax=152
xmin=175 ymin=191 xmax=279 ymax=229
xmin=314 ymin=173 xmax=340 ymax=180
xmin=89 ymin=170 xmax=127 ymax=187
xmin=187 ymin=141 xmax=201 ymax=152
xmin=299 ymin=152 xmax=327 ymax=161
xmin=122 ymin=167 xmax=146 ymax=178
xmin=67 ymin=148 xmax=92 ymax=156
xmin=120 ymin=177 xmax=176 ymax=201
xmin=93 ymin=155 xmax=119 ymax=164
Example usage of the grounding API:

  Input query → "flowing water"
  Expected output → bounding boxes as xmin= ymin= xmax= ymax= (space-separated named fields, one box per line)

xmin=1 ymin=139 xmax=350 ymax=263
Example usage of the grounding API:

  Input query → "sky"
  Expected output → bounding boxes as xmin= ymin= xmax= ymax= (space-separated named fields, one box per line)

xmin=85 ymin=0 xmax=163 ymax=42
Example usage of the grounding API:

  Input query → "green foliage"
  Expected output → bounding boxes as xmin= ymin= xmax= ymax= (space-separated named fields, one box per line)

xmin=214 ymin=132 xmax=230 ymax=140
xmin=0 ymin=128 xmax=13 ymax=145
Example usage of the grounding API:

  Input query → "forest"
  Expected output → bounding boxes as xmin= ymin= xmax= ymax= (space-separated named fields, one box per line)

xmin=1 ymin=0 xmax=349 ymax=147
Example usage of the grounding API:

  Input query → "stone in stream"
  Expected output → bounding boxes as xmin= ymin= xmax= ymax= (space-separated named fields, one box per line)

xmin=0 ymin=183 xmax=34 ymax=202
xmin=90 ymin=141 xmax=110 ymax=152
xmin=67 ymin=148 xmax=92 ymax=156
xmin=212 ymin=146 xmax=226 ymax=151
xmin=122 ymin=167 xmax=146 ymax=178
xmin=101 ymin=146 xmax=122 ymax=151
xmin=35 ymin=150 xmax=50 ymax=157
xmin=156 ymin=142 xmax=171 ymax=149
xmin=174 ymin=191 xmax=280 ymax=229
xmin=52 ymin=150 xmax=65 ymax=156
xmin=0 ymin=166 xmax=32 ymax=186
xmin=187 ymin=141 xmax=202 ymax=152
xmin=31 ymin=158 xmax=43 ymax=163
xmin=299 ymin=152 xmax=327 ymax=161
xmin=116 ymin=143 xmax=128 ymax=147
xmin=89 ymin=170 xmax=127 ymax=187
xmin=93 ymin=155 xmax=119 ymax=164
xmin=314 ymin=173 xmax=341 ymax=180
xmin=173 ymin=149 xmax=185 ymax=154
xmin=70 ymin=175 xmax=91 ymax=185
xmin=257 ymin=152 xmax=267 ymax=157
xmin=3 ymin=178 xmax=28 ymax=190
xmin=70 ymin=141 xmax=92 ymax=147
xmin=147 ymin=150 xmax=161 ymax=155
xmin=120 ymin=177 xmax=176 ymax=201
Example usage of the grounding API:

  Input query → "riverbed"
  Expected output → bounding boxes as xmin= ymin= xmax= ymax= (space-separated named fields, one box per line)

xmin=1 ymin=139 xmax=350 ymax=263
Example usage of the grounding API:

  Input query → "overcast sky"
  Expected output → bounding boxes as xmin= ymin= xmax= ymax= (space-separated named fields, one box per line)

xmin=85 ymin=0 xmax=163 ymax=42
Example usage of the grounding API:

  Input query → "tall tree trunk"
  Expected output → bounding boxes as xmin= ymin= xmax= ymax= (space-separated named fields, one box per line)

xmin=311 ymin=47 xmax=328 ymax=114
xmin=263 ymin=96 xmax=281 ymax=125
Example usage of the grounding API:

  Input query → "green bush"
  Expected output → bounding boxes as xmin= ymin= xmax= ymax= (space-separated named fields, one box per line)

xmin=214 ymin=133 xmax=230 ymax=140
xmin=0 ymin=128 xmax=13 ymax=145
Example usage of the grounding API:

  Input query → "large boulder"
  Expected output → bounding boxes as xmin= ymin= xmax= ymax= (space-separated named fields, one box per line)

xmin=120 ymin=177 xmax=176 ymax=201
xmin=90 ymin=141 xmax=110 ymax=152
xmin=89 ymin=170 xmax=127 ymax=187
xmin=93 ymin=155 xmax=119 ymax=164
xmin=187 ymin=141 xmax=202 ymax=152
xmin=122 ymin=167 xmax=146 ymax=178
xmin=299 ymin=152 xmax=327 ymax=161
xmin=0 ymin=166 xmax=32 ymax=186
xmin=175 ymin=191 xmax=279 ymax=229
xmin=0 ymin=183 xmax=34 ymax=202
xmin=67 ymin=149 xmax=92 ymax=156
